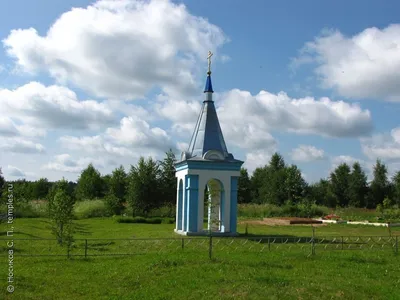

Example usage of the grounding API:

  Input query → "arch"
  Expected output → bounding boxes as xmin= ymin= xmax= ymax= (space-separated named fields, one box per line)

xmin=203 ymin=178 xmax=225 ymax=232
xmin=176 ymin=179 xmax=184 ymax=231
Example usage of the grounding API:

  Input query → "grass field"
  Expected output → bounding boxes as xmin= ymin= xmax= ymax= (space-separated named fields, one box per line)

xmin=1 ymin=218 xmax=400 ymax=299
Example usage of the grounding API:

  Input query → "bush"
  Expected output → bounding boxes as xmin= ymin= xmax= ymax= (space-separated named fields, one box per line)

xmin=104 ymin=194 xmax=124 ymax=215
xmin=383 ymin=208 xmax=400 ymax=222
xmin=147 ymin=205 xmax=175 ymax=218
xmin=238 ymin=203 xmax=282 ymax=218
xmin=116 ymin=216 xmax=174 ymax=224
xmin=74 ymin=199 xmax=112 ymax=219
xmin=1 ymin=201 xmax=49 ymax=218
xmin=238 ymin=203 xmax=328 ymax=219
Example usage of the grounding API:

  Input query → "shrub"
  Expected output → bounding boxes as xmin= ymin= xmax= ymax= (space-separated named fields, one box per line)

xmin=238 ymin=203 xmax=328 ymax=219
xmin=104 ymin=194 xmax=124 ymax=215
xmin=147 ymin=205 xmax=175 ymax=218
xmin=2 ymin=201 xmax=49 ymax=218
xmin=74 ymin=199 xmax=112 ymax=219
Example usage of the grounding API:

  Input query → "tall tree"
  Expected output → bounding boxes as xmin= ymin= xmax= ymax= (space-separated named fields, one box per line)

xmin=46 ymin=179 xmax=76 ymax=205
xmin=105 ymin=166 xmax=127 ymax=215
xmin=0 ymin=168 xmax=5 ymax=199
xmin=250 ymin=166 xmax=268 ymax=204
xmin=126 ymin=157 xmax=161 ymax=216
xmin=109 ymin=166 xmax=127 ymax=200
xmin=392 ymin=171 xmax=400 ymax=207
xmin=329 ymin=163 xmax=351 ymax=207
xmin=32 ymin=178 xmax=51 ymax=200
xmin=75 ymin=164 xmax=104 ymax=200
xmin=284 ymin=165 xmax=307 ymax=204
xmin=102 ymin=174 xmax=112 ymax=196
xmin=369 ymin=159 xmax=389 ymax=208
xmin=261 ymin=153 xmax=287 ymax=205
xmin=49 ymin=179 xmax=75 ymax=245
xmin=159 ymin=149 xmax=177 ymax=206
xmin=238 ymin=168 xmax=252 ymax=203
xmin=308 ymin=179 xmax=336 ymax=207
xmin=348 ymin=162 xmax=368 ymax=207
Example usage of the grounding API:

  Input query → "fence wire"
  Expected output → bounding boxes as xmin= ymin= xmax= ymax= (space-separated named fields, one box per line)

xmin=1 ymin=235 xmax=398 ymax=258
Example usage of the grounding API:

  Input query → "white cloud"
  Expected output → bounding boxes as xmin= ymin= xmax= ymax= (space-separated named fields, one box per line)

xmin=0 ymin=138 xmax=45 ymax=154
xmin=0 ymin=117 xmax=45 ymax=137
xmin=106 ymin=116 xmax=172 ymax=151
xmin=291 ymin=145 xmax=325 ymax=162
xmin=3 ymin=0 xmax=228 ymax=100
xmin=154 ymin=94 xmax=201 ymax=135
xmin=329 ymin=155 xmax=372 ymax=179
xmin=331 ymin=155 xmax=362 ymax=168
xmin=243 ymin=149 xmax=277 ymax=174
xmin=0 ymin=82 xmax=115 ymax=132
xmin=218 ymin=89 xmax=372 ymax=138
xmin=296 ymin=24 xmax=400 ymax=101
xmin=156 ymin=89 xmax=371 ymax=162
xmin=57 ymin=113 xmax=175 ymax=165
xmin=0 ymin=117 xmax=19 ymax=137
xmin=59 ymin=135 xmax=136 ymax=158
xmin=7 ymin=165 xmax=25 ymax=177
xmin=42 ymin=154 xmax=105 ymax=173
xmin=361 ymin=127 xmax=400 ymax=160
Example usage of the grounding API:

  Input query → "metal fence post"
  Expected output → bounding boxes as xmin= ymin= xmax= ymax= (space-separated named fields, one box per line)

xmin=341 ymin=236 xmax=344 ymax=250
xmin=311 ymin=226 xmax=316 ymax=256
xmin=209 ymin=235 xmax=213 ymax=260
xmin=268 ymin=238 xmax=271 ymax=251
xmin=181 ymin=238 xmax=184 ymax=250
xmin=396 ymin=236 xmax=398 ymax=255
xmin=85 ymin=239 xmax=88 ymax=258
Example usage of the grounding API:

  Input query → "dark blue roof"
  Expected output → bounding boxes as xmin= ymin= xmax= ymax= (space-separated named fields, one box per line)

xmin=204 ymin=74 xmax=213 ymax=93
xmin=187 ymin=100 xmax=228 ymax=159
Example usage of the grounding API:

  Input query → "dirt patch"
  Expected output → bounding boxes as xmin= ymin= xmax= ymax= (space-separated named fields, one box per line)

xmin=239 ymin=217 xmax=326 ymax=226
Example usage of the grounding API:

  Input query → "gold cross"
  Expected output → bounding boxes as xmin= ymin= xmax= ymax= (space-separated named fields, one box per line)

xmin=207 ymin=51 xmax=213 ymax=73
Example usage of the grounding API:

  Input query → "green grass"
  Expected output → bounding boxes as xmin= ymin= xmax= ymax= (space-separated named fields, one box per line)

xmin=1 ymin=218 xmax=400 ymax=299
xmin=1 ymin=251 xmax=399 ymax=299
xmin=1 ymin=217 xmax=399 ymax=239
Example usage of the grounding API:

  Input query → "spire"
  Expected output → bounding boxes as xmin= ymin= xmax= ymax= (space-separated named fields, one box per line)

xmin=183 ymin=51 xmax=235 ymax=161
xmin=204 ymin=50 xmax=214 ymax=97
xmin=204 ymin=74 xmax=214 ymax=93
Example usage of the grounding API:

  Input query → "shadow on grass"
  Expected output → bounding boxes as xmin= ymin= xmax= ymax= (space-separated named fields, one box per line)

xmin=237 ymin=233 xmax=347 ymax=245
xmin=73 ymin=223 xmax=93 ymax=236
xmin=0 ymin=231 xmax=42 ymax=238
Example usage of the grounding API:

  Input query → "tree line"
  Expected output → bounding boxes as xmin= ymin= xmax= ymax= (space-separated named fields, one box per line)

xmin=238 ymin=153 xmax=400 ymax=209
xmin=1 ymin=151 xmax=400 ymax=215
xmin=0 ymin=150 xmax=177 ymax=217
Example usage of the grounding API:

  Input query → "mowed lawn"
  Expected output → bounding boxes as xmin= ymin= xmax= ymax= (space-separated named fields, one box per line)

xmin=1 ymin=218 xmax=400 ymax=300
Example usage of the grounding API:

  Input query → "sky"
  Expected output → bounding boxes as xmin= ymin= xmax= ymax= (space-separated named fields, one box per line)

xmin=1 ymin=0 xmax=400 ymax=183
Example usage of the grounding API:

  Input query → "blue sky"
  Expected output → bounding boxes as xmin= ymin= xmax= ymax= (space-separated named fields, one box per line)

xmin=1 ymin=0 xmax=400 ymax=182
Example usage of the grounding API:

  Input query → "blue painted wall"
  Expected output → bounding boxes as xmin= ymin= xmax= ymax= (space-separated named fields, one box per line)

xmin=185 ymin=174 xmax=199 ymax=232
xmin=177 ymin=179 xmax=183 ymax=230
xmin=176 ymin=161 xmax=242 ymax=172
xmin=230 ymin=176 xmax=239 ymax=233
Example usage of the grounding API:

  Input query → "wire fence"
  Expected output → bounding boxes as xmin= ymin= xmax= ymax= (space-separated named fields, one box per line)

xmin=1 ymin=235 xmax=398 ymax=258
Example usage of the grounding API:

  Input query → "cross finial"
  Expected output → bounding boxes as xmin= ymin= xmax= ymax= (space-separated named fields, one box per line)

xmin=207 ymin=51 xmax=213 ymax=74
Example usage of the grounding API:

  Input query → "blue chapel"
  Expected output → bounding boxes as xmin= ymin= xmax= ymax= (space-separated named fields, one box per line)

xmin=174 ymin=52 xmax=244 ymax=236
